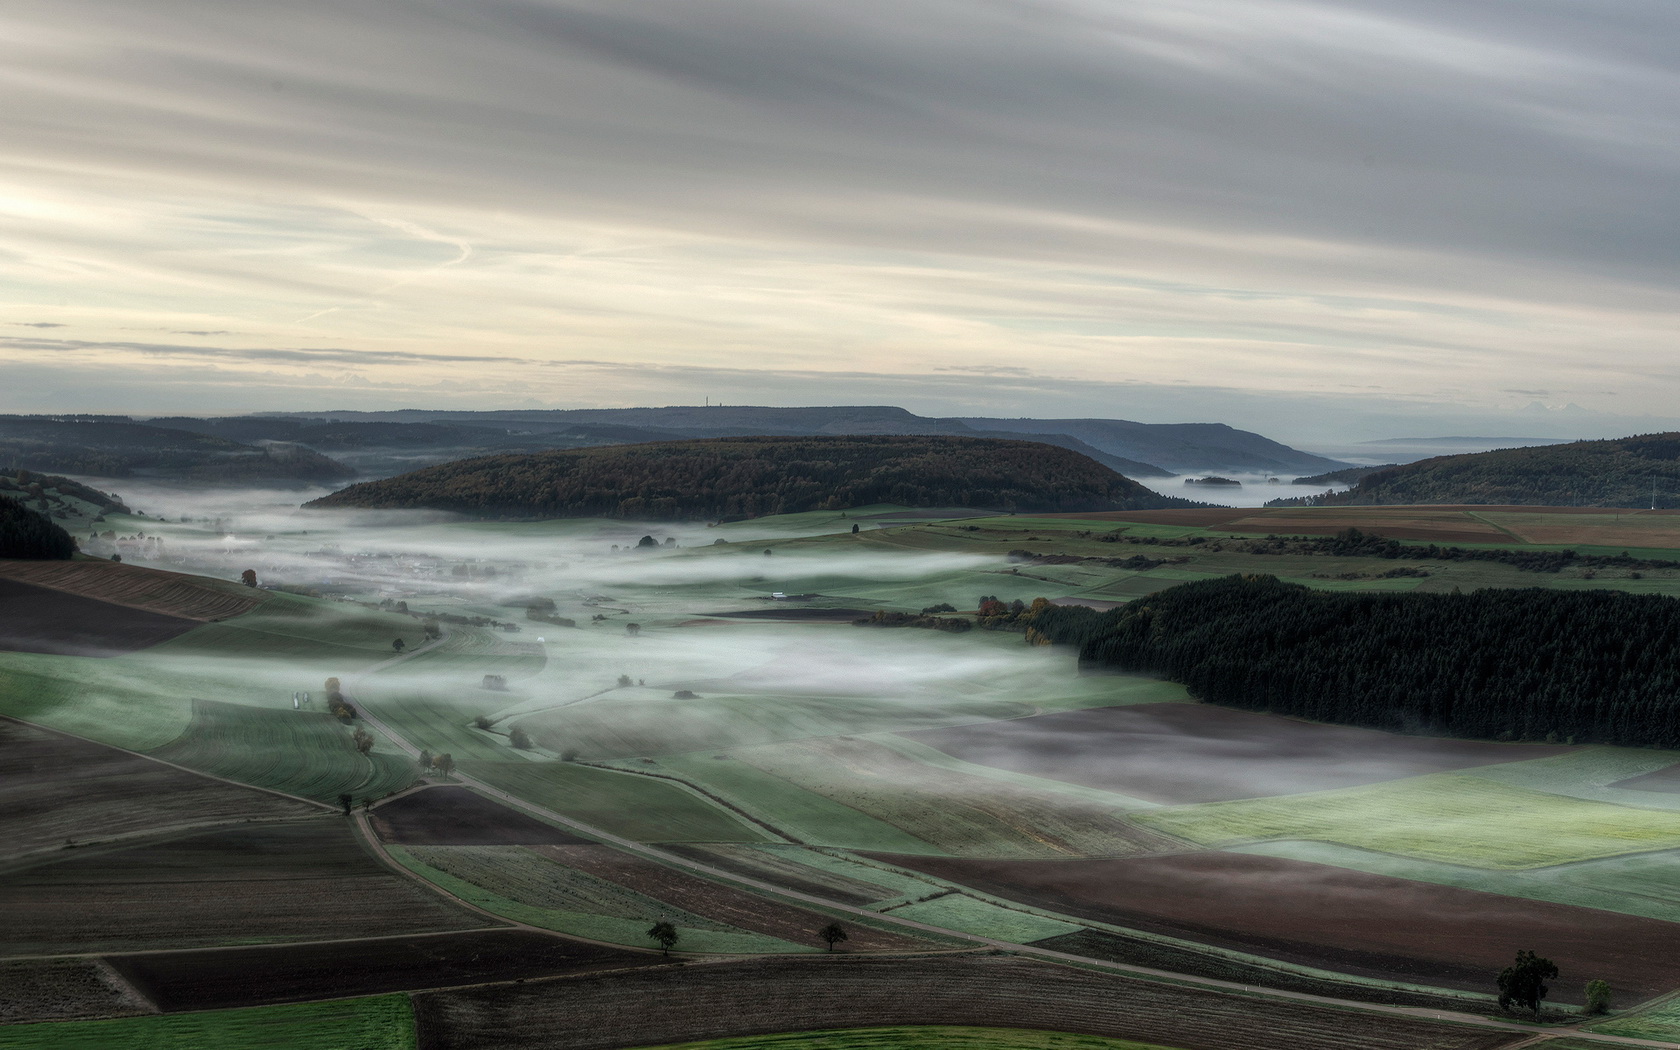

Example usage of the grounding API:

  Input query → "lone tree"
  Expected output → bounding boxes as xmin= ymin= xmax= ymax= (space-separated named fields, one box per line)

xmin=352 ymin=727 xmax=374 ymax=754
xmin=392 ymin=638 xmax=406 ymax=653
xmin=1585 ymin=979 xmax=1612 ymax=1015
xmin=1498 ymin=950 xmax=1559 ymax=1015
xmin=509 ymin=727 xmax=533 ymax=750
xmin=434 ymin=753 xmax=455 ymax=777
xmin=625 ymin=623 xmax=641 ymax=636
xmin=240 ymin=568 xmax=258 ymax=587
xmin=637 ymin=535 xmax=658 ymax=548
xmin=337 ymin=793 xmax=353 ymax=816
xmin=647 ymin=920 xmax=679 ymax=957
xmin=819 ymin=922 xmax=849 ymax=952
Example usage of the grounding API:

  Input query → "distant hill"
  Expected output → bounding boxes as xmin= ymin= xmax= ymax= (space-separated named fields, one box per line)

xmin=1300 ymin=434 xmax=1680 ymax=507
xmin=0 ymin=416 xmax=354 ymax=485
xmin=252 ymin=404 xmax=1343 ymax=477
xmin=306 ymin=435 xmax=1201 ymax=520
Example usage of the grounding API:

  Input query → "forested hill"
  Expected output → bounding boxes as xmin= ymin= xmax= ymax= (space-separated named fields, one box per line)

xmin=306 ymin=436 xmax=1199 ymax=519
xmin=1031 ymin=575 xmax=1680 ymax=748
xmin=1299 ymin=433 xmax=1680 ymax=507
xmin=0 ymin=496 xmax=76 ymax=558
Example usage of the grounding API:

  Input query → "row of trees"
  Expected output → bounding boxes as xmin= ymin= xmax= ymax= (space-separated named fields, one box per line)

xmin=1028 ymin=575 xmax=1680 ymax=747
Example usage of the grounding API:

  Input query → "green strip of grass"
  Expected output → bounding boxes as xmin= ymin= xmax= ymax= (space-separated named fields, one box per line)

xmin=1585 ymin=993 xmax=1680 ymax=1040
xmin=630 ymin=1026 xmax=1186 ymax=1050
xmin=0 ymin=993 xmax=415 ymax=1050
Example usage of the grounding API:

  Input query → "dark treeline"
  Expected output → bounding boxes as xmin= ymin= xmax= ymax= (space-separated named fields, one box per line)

xmin=0 ymin=496 xmax=77 ymax=559
xmin=309 ymin=435 xmax=1202 ymax=519
xmin=0 ymin=416 xmax=354 ymax=482
xmin=1029 ymin=575 xmax=1680 ymax=747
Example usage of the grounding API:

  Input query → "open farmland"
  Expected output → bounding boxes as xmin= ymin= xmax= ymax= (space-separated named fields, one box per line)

xmin=728 ymin=736 xmax=1181 ymax=858
xmin=904 ymin=703 xmax=1571 ymax=804
xmin=1 ymin=821 xmax=486 ymax=955
xmin=662 ymin=845 xmax=915 ymax=905
xmin=874 ymin=851 xmax=1680 ymax=1001
xmin=468 ymin=760 xmax=770 ymax=843
xmin=0 ymin=958 xmax=152 ymax=1023
xmin=1584 ymin=994 xmax=1680 ymax=1041
xmin=370 ymin=786 xmax=591 ymax=845
xmin=109 ymin=929 xmax=661 ymax=1011
xmin=0 ymin=993 xmax=417 ymax=1050
xmin=0 ymin=558 xmax=267 ymax=621
xmin=0 ymin=718 xmax=317 ymax=862
xmin=149 ymin=699 xmax=418 ymax=802
xmin=0 ymin=578 xmax=201 ymax=657
xmin=534 ymin=844 xmax=930 ymax=951
xmin=410 ymin=954 xmax=1525 ymax=1050
xmin=1132 ymin=772 xmax=1680 ymax=867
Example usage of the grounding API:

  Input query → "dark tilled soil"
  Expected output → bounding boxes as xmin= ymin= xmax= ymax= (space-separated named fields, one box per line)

xmin=869 ymin=850 xmax=1680 ymax=1002
xmin=108 ymin=929 xmax=659 ymax=1011
xmin=904 ymin=702 xmax=1572 ymax=804
xmin=0 ymin=578 xmax=199 ymax=656
xmin=370 ymin=786 xmax=592 ymax=846
xmin=412 ymin=954 xmax=1525 ymax=1050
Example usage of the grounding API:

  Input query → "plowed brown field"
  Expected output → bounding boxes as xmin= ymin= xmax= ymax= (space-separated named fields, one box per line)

xmin=904 ymin=703 xmax=1570 ymax=804
xmin=372 ymin=786 xmax=592 ymax=846
xmin=535 ymin=844 xmax=928 ymax=951
xmin=871 ymin=851 xmax=1680 ymax=1002
xmin=412 ymin=954 xmax=1525 ymax=1050
xmin=0 ymin=559 xmax=265 ymax=620
xmin=0 ymin=579 xmax=200 ymax=656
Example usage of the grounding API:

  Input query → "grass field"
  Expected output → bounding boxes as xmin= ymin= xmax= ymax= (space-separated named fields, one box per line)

xmin=1134 ymin=773 xmax=1680 ymax=868
xmin=0 ymin=992 xmax=415 ymax=1049
xmin=1586 ymin=994 xmax=1680 ymax=1040
xmin=881 ymin=893 xmax=1084 ymax=942
xmin=467 ymin=759 xmax=771 ymax=843
xmin=629 ymin=1027 xmax=1189 ymax=1050
xmin=148 ymin=698 xmax=417 ymax=802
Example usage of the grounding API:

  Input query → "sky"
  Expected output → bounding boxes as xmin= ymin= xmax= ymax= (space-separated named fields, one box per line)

xmin=2 ymin=0 xmax=1677 ymax=446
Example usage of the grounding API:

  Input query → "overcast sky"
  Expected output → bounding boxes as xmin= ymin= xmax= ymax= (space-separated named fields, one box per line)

xmin=2 ymin=0 xmax=1676 ymax=445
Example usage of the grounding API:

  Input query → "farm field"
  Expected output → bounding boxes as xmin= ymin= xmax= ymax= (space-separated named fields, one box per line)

xmin=623 ymin=1028 xmax=1188 ymax=1050
xmin=0 ymin=558 xmax=267 ymax=621
xmin=1131 ymin=772 xmax=1680 ymax=867
xmin=370 ymin=786 xmax=591 ymax=845
xmin=0 ymin=718 xmax=317 ymax=862
xmin=466 ymin=760 xmax=771 ymax=843
xmin=903 ymin=703 xmax=1569 ymax=804
xmin=725 ymin=735 xmax=1182 ymax=858
xmin=664 ymin=844 xmax=934 ymax=905
xmin=410 ymin=954 xmax=1525 ymax=1050
xmin=0 ymin=993 xmax=416 ymax=1050
xmin=108 ymin=929 xmax=661 ymax=1012
xmin=0 ymin=958 xmax=152 ymax=1024
xmin=1584 ymin=994 xmax=1680 ymax=1040
xmin=1 ymin=821 xmax=486 ymax=955
xmin=0 ymin=578 xmax=200 ymax=657
xmin=148 ymin=698 xmax=418 ymax=802
xmin=873 ymin=851 xmax=1680 ymax=1001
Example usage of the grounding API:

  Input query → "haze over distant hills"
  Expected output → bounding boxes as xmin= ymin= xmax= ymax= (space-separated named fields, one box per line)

xmin=254 ymin=404 xmax=1347 ymax=477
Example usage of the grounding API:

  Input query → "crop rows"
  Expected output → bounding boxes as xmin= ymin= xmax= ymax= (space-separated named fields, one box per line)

xmin=0 ymin=559 xmax=265 ymax=621
xmin=467 ymin=760 xmax=767 ymax=843
xmin=148 ymin=699 xmax=416 ymax=802
xmin=412 ymin=955 xmax=1524 ymax=1050
xmin=0 ymin=992 xmax=419 ymax=1049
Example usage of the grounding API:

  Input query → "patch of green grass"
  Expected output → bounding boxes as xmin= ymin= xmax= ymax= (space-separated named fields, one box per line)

xmin=1463 ymin=747 xmax=1680 ymax=810
xmin=1135 ymin=773 xmax=1680 ymax=869
xmin=0 ymin=993 xmax=415 ymax=1050
xmin=1586 ymin=993 xmax=1680 ymax=1039
xmin=467 ymin=759 xmax=770 ymax=843
xmin=630 ymin=1026 xmax=1186 ymax=1050
xmin=147 ymin=698 xmax=416 ymax=802
xmin=881 ymin=893 xmax=1084 ymax=943
xmin=655 ymin=752 xmax=941 ymax=853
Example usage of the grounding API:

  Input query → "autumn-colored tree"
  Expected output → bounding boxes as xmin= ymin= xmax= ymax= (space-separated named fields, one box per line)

xmin=240 ymin=569 xmax=258 ymax=587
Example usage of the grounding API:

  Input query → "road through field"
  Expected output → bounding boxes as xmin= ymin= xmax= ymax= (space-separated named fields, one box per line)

xmin=344 ymin=631 xmax=1680 ymax=1050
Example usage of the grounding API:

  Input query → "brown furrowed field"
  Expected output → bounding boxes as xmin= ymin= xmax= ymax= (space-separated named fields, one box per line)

xmin=0 ymin=958 xmax=154 ymax=1023
xmin=0 ymin=579 xmax=201 ymax=656
xmin=873 ymin=851 xmax=1680 ymax=1002
xmin=903 ymin=704 xmax=1571 ymax=804
xmin=110 ymin=929 xmax=661 ymax=1011
xmin=0 ymin=719 xmax=318 ymax=863
xmin=0 ymin=559 xmax=267 ymax=621
xmin=735 ymin=736 xmax=1181 ymax=858
xmin=371 ymin=786 xmax=593 ymax=845
xmin=1 ymin=821 xmax=488 ymax=955
xmin=411 ymin=954 xmax=1526 ymax=1050
xmin=534 ymin=845 xmax=929 ymax=951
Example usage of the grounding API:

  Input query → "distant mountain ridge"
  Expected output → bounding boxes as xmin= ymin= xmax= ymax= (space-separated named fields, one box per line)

xmin=249 ymin=405 xmax=1344 ymax=476
xmin=0 ymin=416 xmax=354 ymax=485
xmin=1293 ymin=433 xmax=1680 ymax=508
xmin=306 ymin=435 xmax=1205 ymax=520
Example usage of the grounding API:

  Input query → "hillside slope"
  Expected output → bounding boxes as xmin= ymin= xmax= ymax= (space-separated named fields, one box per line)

xmin=1301 ymin=434 xmax=1680 ymax=507
xmin=0 ymin=416 xmax=353 ymax=484
xmin=306 ymin=435 xmax=1197 ymax=519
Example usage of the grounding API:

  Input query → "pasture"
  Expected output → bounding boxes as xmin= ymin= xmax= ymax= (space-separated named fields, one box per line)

xmin=1132 ymin=773 xmax=1680 ymax=868
xmin=467 ymin=760 xmax=771 ymax=843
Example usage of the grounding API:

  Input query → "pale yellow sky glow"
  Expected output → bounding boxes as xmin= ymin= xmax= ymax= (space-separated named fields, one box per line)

xmin=2 ymin=0 xmax=1677 ymax=442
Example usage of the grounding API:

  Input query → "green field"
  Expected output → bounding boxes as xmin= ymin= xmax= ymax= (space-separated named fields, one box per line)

xmin=467 ymin=759 xmax=770 ymax=843
xmin=1135 ymin=773 xmax=1680 ymax=869
xmin=881 ymin=893 xmax=1084 ymax=943
xmin=1586 ymin=993 xmax=1680 ymax=1039
xmin=631 ymin=1027 xmax=1186 ymax=1050
xmin=0 ymin=993 xmax=415 ymax=1050
xmin=148 ymin=698 xmax=417 ymax=802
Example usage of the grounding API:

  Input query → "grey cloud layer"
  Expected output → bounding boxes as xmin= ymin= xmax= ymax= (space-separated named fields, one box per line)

xmin=6 ymin=0 xmax=1677 ymax=296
